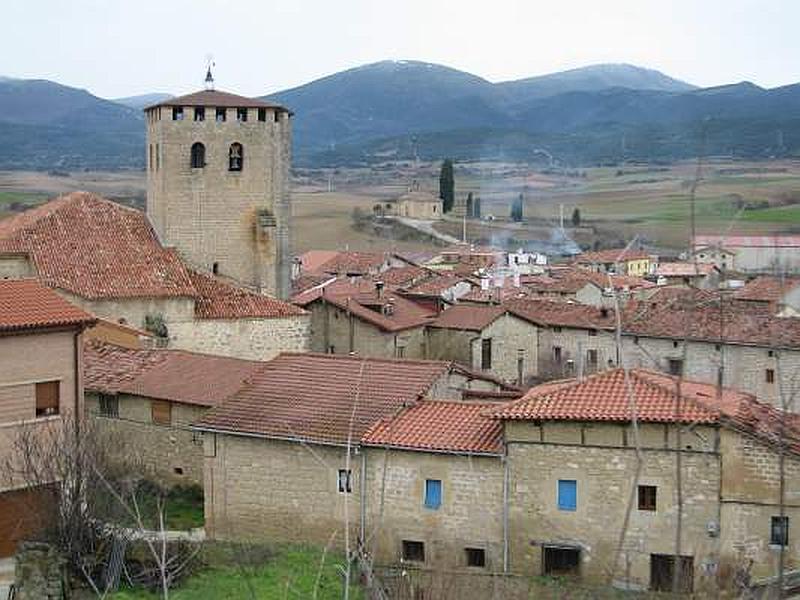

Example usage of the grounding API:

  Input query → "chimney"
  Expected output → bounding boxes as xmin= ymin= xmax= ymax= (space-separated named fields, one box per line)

xmin=480 ymin=275 xmax=490 ymax=292
xmin=291 ymin=256 xmax=302 ymax=281
xmin=513 ymin=271 xmax=521 ymax=288
xmin=375 ymin=280 xmax=385 ymax=299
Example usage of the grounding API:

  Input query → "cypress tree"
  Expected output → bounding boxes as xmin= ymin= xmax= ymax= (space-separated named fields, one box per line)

xmin=571 ymin=207 xmax=581 ymax=227
xmin=439 ymin=159 xmax=455 ymax=213
xmin=466 ymin=192 xmax=474 ymax=218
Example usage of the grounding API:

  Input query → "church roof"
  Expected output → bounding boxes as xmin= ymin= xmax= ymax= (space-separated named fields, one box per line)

xmin=145 ymin=89 xmax=289 ymax=112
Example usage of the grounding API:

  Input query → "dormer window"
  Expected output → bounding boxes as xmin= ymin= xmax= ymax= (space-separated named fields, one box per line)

xmin=194 ymin=107 xmax=205 ymax=121
xmin=190 ymin=142 xmax=206 ymax=169
xmin=216 ymin=108 xmax=226 ymax=122
xmin=229 ymin=143 xmax=243 ymax=171
xmin=237 ymin=108 xmax=248 ymax=122
xmin=172 ymin=106 xmax=184 ymax=121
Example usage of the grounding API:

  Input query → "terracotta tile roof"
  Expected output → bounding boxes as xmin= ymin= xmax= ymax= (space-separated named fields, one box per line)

xmin=623 ymin=298 xmax=800 ymax=348
xmin=301 ymin=251 xmax=391 ymax=276
xmin=298 ymin=250 xmax=341 ymax=274
xmin=573 ymin=248 xmax=651 ymax=264
xmin=0 ymin=192 xmax=196 ymax=300
xmin=492 ymin=368 xmax=800 ymax=453
xmin=733 ymin=276 xmax=800 ymax=304
xmin=556 ymin=267 xmax=654 ymax=291
xmin=0 ymin=279 xmax=95 ymax=332
xmin=401 ymin=274 xmax=472 ymax=297
xmin=291 ymin=273 xmax=333 ymax=296
xmin=194 ymin=353 xmax=454 ymax=445
xmin=145 ymin=89 xmax=287 ymax=111
xmin=429 ymin=304 xmax=507 ymax=331
xmin=378 ymin=265 xmax=431 ymax=287
xmin=189 ymin=270 xmax=306 ymax=320
xmin=459 ymin=285 xmax=534 ymax=304
xmin=362 ymin=401 xmax=503 ymax=455
xmin=505 ymin=298 xmax=617 ymax=330
xmin=83 ymin=340 xmax=262 ymax=407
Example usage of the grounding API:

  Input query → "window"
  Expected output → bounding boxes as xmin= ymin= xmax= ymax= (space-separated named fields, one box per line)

xmin=258 ymin=108 xmax=267 ymax=122
xmin=402 ymin=540 xmax=425 ymax=562
xmin=481 ymin=338 xmax=492 ymax=370
xmin=553 ymin=326 xmax=562 ymax=333
xmin=465 ymin=548 xmax=486 ymax=567
xmin=771 ymin=516 xmax=789 ymax=546
xmin=212 ymin=262 xmax=219 ymax=275
xmin=543 ymin=546 xmax=580 ymax=576
xmin=553 ymin=346 xmax=562 ymax=363
xmin=237 ymin=107 xmax=248 ymax=121
xmin=215 ymin=107 xmax=226 ymax=122
xmin=172 ymin=106 xmax=184 ymax=120
xmin=395 ymin=345 xmax=405 ymax=358
xmin=650 ymin=554 xmax=693 ymax=593
xmin=424 ymin=479 xmax=442 ymax=509
xmin=194 ymin=106 xmax=205 ymax=121
xmin=190 ymin=142 xmax=205 ymax=168
xmin=155 ymin=144 xmax=160 ymax=170
xmin=274 ymin=110 xmax=281 ymax=123
xmin=588 ymin=329 xmax=597 ymax=337
xmin=668 ymin=359 xmax=683 ymax=376
xmin=557 ymin=479 xmax=577 ymax=511
xmin=98 ymin=394 xmax=119 ymax=418
xmin=35 ymin=381 xmax=59 ymax=417
xmin=766 ymin=368 xmax=775 ymax=384
xmin=586 ymin=349 xmax=598 ymax=370
xmin=638 ymin=485 xmax=657 ymax=511
xmin=327 ymin=345 xmax=335 ymax=354
xmin=149 ymin=144 xmax=153 ymax=170
xmin=768 ymin=350 xmax=775 ymax=357
xmin=151 ymin=400 xmax=171 ymax=425
xmin=337 ymin=469 xmax=352 ymax=493
xmin=229 ymin=143 xmax=243 ymax=171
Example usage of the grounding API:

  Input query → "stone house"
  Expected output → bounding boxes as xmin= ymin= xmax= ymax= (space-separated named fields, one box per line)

xmin=426 ymin=304 xmax=539 ymax=385
xmin=83 ymin=340 xmax=263 ymax=486
xmin=732 ymin=275 xmax=800 ymax=316
xmin=0 ymin=192 xmax=310 ymax=361
xmin=0 ymin=279 xmax=95 ymax=557
xmin=572 ymin=248 xmax=654 ymax=277
xmin=383 ymin=190 xmax=443 ymax=220
xmin=693 ymin=234 xmax=800 ymax=273
xmin=193 ymin=352 xmax=514 ymax=547
xmin=298 ymin=250 xmax=411 ymax=278
xmin=492 ymin=368 xmax=800 ymax=594
xmin=293 ymin=278 xmax=435 ymax=359
xmin=399 ymin=274 xmax=474 ymax=313
xmin=622 ymin=296 xmax=800 ymax=408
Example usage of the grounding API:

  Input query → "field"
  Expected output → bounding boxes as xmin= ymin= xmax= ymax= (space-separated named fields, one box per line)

xmin=2 ymin=159 xmax=800 ymax=255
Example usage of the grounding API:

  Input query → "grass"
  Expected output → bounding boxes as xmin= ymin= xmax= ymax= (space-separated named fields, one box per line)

xmin=0 ymin=190 xmax=47 ymax=206
xmin=110 ymin=483 xmax=204 ymax=531
xmin=110 ymin=544 xmax=362 ymax=600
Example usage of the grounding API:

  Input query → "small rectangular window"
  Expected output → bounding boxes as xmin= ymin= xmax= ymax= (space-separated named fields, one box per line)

xmin=668 ymin=359 xmax=683 ymax=376
xmin=481 ymin=338 xmax=492 ymax=370
xmin=337 ymin=469 xmax=352 ymax=493
xmin=553 ymin=326 xmax=562 ymax=333
xmin=586 ymin=349 xmax=598 ymax=369
xmin=771 ymin=516 xmax=789 ymax=546
xmin=638 ymin=485 xmax=657 ymax=511
xmin=237 ymin=107 xmax=248 ymax=121
xmin=35 ymin=381 xmax=60 ymax=417
xmin=98 ymin=394 xmax=119 ymax=419
xmin=274 ymin=110 xmax=281 ymax=123
xmin=465 ymin=548 xmax=486 ymax=567
xmin=588 ymin=329 xmax=597 ymax=337
xmin=766 ymin=369 xmax=775 ymax=383
xmin=151 ymin=400 xmax=172 ymax=425
xmin=172 ymin=106 xmax=184 ymax=121
xmin=258 ymin=108 xmax=267 ymax=121
xmin=216 ymin=107 xmax=226 ymax=122
xmin=553 ymin=346 xmax=562 ymax=363
xmin=395 ymin=345 xmax=406 ymax=358
xmin=194 ymin=106 xmax=205 ymax=121
xmin=557 ymin=479 xmax=577 ymax=511
xmin=424 ymin=479 xmax=442 ymax=509
xmin=402 ymin=540 xmax=425 ymax=562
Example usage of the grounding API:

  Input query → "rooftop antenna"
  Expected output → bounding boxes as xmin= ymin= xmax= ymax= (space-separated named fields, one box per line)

xmin=204 ymin=55 xmax=215 ymax=91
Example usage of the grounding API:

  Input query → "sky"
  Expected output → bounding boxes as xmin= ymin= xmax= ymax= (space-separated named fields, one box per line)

xmin=3 ymin=0 xmax=798 ymax=99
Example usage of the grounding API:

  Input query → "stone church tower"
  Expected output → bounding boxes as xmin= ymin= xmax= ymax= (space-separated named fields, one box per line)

xmin=144 ymin=73 xmax=291 ymax=297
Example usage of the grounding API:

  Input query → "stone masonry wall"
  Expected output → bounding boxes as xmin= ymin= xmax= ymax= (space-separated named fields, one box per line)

xmin=538 ymin=326 xmax=618 ymax=380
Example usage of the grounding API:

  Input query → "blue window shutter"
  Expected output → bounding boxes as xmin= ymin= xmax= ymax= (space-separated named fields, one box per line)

xmin=425 ymin=479 xmax=442 ymax=509
xmin=558 ymin=480 xmax=577 ymax=511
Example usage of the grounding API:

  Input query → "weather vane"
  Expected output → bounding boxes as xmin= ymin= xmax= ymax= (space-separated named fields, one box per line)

xmin=205 ymin=54 xmax=215 ymax=91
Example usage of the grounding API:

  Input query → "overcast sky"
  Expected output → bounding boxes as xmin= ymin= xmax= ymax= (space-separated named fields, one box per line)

xmin=3 ymin=0 xmax=798 ymax=98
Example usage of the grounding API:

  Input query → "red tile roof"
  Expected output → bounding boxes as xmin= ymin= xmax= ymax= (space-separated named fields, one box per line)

xmin=493 ymin=368 xmax=800 ymax=453
xmin=0 ymin=192 xmax=196 ymax=300
xmin=378 ymin=265 xmax=431 ymax=287
xmin=300 ymin=251 xmax=390 ymax=276
xmin=733 ymin=276 xmax=800 ymax=304
xmin=401 ymin=273 xmax=472 ymax=297
xmin=194 ymin=353 xmax=455 ymax=445
xmin=505 ymin=298 xmax=617 ymax=330
xmin=0 ymin=279 xmax=95 ymax=332
xmin=83 ymin=341 xmax=263 ymax=408
xmin=145 ymin=89 xmax=287 ymax=111
xmin=429 ymin=304 xmax=508 ymax=331
xmin=189 ymin=270 xmax=306 ymax=320
xmin=362 ymin=401 xmax=503 ymax=455
xmin=573 ymin=248 xmax=651 ymax=264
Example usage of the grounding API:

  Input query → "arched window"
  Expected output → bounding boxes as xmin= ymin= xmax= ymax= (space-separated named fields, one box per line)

xmin=229 ymin=143 xmax=243 ymax=172
xmin=190 ymin=142 xmax=206 ymax=169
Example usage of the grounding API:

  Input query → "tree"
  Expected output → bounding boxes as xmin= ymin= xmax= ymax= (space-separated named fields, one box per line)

xmin=465 ymin=192 xmax=474 ymax=219
xmin=439 ymin=159 xmax=455 ymax=213
xmin=473 ymin=196 xmax=481 ymax=219
xmin=511 ymin=193 xmax=524 ymax=222
xmin=571 ymin=207 xmax=581 ymax=227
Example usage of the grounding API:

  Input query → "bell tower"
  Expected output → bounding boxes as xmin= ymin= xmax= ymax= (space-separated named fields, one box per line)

xmin=144 ymin=69 xmax=292 ymax=297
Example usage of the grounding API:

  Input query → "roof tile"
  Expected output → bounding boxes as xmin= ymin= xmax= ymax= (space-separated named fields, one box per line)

xmin=0 ymin=279 xmax=95 ymax=332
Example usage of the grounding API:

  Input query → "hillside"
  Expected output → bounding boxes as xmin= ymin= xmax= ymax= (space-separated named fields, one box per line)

xmin=113 ymin=93 xmax=173 ymax=110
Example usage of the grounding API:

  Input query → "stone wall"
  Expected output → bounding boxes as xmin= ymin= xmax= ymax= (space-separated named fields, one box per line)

xmin=170 ymin=315 xmax=310 ymax=361
xmin=13 ymin=542 xmax=66 ymax=600
xmin=86 ymin=392 xmax=207 ymax=486
xmin=538 ymin=326 xmax=618 ymax=380
xmin=0 ymin=255 xmax=34 ymax=279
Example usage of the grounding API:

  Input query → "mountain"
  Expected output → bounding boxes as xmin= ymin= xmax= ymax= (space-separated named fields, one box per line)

xmin=0 ymin=78 xmax=142 ymax=169
xmin=113 ymin=93 xmax=173 ymax=110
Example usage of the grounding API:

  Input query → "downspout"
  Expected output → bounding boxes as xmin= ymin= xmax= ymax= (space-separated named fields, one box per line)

xmin=502 ymin=440 xmax=510 ymax=573
xmin=73 ymin=328 xmax=83 ymax=439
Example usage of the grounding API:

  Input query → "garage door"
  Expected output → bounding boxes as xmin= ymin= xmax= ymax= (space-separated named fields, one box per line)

xmin=0 ymin=487 xmax=50 ymax=558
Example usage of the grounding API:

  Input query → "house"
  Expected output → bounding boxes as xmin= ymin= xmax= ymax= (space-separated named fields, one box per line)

xmin=381 ymin=189 xmax=443 ymax=220
xmin=83 ymin=340 xmax=263 ymax=486
xmin=493 ymin=368 xmax=800 ymax=594
xmin=0 ymin=279 xmax=95 ymax=557
xmin=424 ymin=245 xmax=502 ymax=275
xmin=297 ymin=250 xmax=410 ymax=278
xmin=399 ymin=274 xmax=474 ymax=313
xmin=292 ymin=278 xmax=435 ymax=358
xmin=654 ymin=262 xmax=717 ymax=288
xmin=622 ymin=295 xmax=800 ymax=408
xmin=193 ymin=352 xmax=514 ymax=546
xmin=426 ymin=304 xmax=539 ymax=385
xmin=693 ymin=234 xmax=800 ymax=273
xmin=733 ymin=275 xmax=800 ymax=316
xmin=572 ymin=248 xmax=654 ymax=277
xmin=0 ymin=192 xmax=310 ymax=361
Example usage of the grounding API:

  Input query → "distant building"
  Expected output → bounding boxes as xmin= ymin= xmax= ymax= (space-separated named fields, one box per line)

xmin=693 ymin=234 xmax=800 ymax=273
xmin=572 ymin=248 xmax=654 ymax=277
